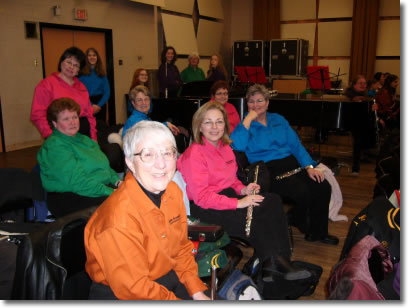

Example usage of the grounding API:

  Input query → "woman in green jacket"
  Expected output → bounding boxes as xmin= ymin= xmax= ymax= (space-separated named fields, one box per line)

xmin=37 ymin=97 xmax=121 ymax=218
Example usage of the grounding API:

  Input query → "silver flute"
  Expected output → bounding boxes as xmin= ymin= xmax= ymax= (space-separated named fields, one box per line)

xmin=245 ymin=165 xmax=259 ymax=237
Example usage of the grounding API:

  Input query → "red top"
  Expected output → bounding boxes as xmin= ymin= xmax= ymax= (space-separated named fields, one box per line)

xmin=31 ymin=72 xmax=97 ymax=140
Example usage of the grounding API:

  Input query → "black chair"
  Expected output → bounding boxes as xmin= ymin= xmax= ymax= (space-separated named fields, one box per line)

xmin=11 ymin=207 xmax=96 ymax=299
xmin=0 ymin=168 xmax=45 ymax=220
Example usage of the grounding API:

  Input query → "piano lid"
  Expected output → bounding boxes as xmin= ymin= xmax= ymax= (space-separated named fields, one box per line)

xmin=179 ymin=80 xmax=213 ymax=97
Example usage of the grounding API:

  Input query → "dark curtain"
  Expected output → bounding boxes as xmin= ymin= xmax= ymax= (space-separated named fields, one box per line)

xmin=349 ymin=0 xmax=380 ymax=83
xmin=253 ymin=0 xmax=280 ymax=40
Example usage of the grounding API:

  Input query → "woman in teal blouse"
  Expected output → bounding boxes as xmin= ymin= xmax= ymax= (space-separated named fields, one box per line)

xmin=79 ymin=47 xmax=110 ymax=122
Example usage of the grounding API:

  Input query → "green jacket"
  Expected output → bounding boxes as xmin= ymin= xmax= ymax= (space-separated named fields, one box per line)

xmin=181 ymin=65 xmax=206 ymax=83
xmin=37 ymin=129 xmax=120 ymax=197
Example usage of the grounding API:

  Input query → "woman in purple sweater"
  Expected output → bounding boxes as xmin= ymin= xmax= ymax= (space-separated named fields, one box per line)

xmin=158 ymin=46 xmax=182 ymax=98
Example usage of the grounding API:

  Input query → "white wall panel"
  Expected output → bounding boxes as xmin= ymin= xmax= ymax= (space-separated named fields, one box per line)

xmin=161 ymin=13 xmax=198 ymax=55
xmin=376 ymin=20 xmax=400 ymax=56
xmin=160 ymin=0 xmax=194 ymax=15
xmin=318 ymin=21 xmax=352 ymax=56
xmin=281 ymin=23 xmax=316 ymax=56
xmin=197 ymin=19 xmax=224 ymax=56
xmin=281 ymin=0 xmax=315 ymax=21
xmin=197 ymin=0 xmax=224 ymax=19
xmin=318 ymin=0 xmax=353 ymax=18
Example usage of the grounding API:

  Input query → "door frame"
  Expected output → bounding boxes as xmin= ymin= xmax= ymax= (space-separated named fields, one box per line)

xmin=39 ymin=23 xmax=116 ymax=125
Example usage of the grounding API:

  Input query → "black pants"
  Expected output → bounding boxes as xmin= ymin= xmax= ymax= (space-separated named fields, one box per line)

xmin=174 ymin=133 xmax=189 ymax=154
xmin=266 ymin=156 xmax=331 ymax=237
xmin=90 ymin=95 xmax=107 ymax=123
xmin=190 ymin=188 xmax=291 ymax=262
xmin=79 ymin=117 xmax=91 ymax=138
xmin=88 ymin=270 xmax=191 ymax=300
xmin=99 ymin=143 xmax=125 ymax=173
xmin=47 ymin=192 xmax=107 ymax=218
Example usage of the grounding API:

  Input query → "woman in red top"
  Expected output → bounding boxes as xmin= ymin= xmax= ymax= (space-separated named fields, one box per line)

xmin=374 ymin=74 xmax=399 ymax=130
xmin=31 ymin=46 xmax=97 ymax=141
xmin=209 ymin=80 xmax=240 ymax=132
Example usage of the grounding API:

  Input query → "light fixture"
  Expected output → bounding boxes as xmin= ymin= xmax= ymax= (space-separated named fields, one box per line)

xmin=53 ymin=5 xmax=61 ymax=16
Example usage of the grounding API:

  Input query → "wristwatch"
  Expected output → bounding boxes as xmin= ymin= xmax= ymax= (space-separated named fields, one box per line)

xmin=305 ymin=165 xmax=314 ymax=170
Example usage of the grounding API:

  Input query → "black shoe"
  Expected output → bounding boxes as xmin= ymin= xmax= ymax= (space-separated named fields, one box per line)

xmin=304 ymin=234 xmax=339 ymax=245
xmin=262 ymin=256 xmax=312 ymax=282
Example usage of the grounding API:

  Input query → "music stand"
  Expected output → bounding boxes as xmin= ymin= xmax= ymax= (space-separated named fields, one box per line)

xmin=307 ymin=66 xmax=331 ymax=93
xmin=235 ymin=66 xmax=249 ymax=83
xmin=235 ymin=66 xmax=268 ymax=84
xmin=247 ymin=66 xmax=268 ymax=84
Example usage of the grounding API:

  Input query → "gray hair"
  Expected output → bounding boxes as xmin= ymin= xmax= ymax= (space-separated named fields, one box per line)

xmin=129 ymin=85 xmax=150 ymax=102
xmin=188 ymin=51 xmax=200 ymax=60
xmin=123 ymin=120 xmax=176 ymax=161
xmin=246 ymin=84 xmax=270 ymax=101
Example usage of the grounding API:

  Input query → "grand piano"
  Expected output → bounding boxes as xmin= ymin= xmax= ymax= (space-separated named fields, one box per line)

xmin=150 ymin=81 xmax=372 ymax=133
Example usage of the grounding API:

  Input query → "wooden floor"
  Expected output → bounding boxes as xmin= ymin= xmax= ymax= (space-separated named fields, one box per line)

xmin=0 ymin=132 xmax=378 ymax=300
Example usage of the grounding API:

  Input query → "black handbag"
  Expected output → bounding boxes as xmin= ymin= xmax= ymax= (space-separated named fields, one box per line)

xmin=187 ymin=224 xmax=224 ymax=242
xmin=234 ymin=151 xmax=271 ymax=193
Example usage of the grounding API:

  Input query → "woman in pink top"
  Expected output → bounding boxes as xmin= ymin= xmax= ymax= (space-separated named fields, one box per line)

xmin=31 ymin=47 xmax=97 ymax=141
xmin=209 ymin=80 xmax=240 ymax=132
xmin=177 ymin=101 xmax=311 ymax=283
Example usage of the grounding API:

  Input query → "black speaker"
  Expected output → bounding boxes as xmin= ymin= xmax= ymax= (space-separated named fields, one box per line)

xmin=270 ymin=39 xmax=308 ymax=77
xmin=233 ymin=40 xmax=270 ymax=76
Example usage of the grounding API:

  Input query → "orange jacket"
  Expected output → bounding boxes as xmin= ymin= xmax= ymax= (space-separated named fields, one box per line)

xmin=84 ymin=172 xmax=207 ymax=300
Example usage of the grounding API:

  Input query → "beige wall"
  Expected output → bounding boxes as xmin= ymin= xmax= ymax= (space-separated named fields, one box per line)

xmin=0 ymin=0 xmax=158 ymax=150
xmin=221 ymin=0 xmax=253 ymax=77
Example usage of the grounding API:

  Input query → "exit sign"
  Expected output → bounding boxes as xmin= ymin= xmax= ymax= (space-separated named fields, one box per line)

xmin=74 ymin=8 xmax=88 ymax=20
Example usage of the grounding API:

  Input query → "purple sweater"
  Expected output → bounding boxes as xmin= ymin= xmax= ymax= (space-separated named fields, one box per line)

xmin=158 ymin=63 xmax=182 ymax=96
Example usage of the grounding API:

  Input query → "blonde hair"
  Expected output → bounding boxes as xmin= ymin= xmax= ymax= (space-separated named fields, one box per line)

xmin=192 ymin=101 xmax=231 ymax=145
xmin=246 ymin=84 xmax=270 ymax=101
xmin=129 ymin=85 xmax=150 ymax=102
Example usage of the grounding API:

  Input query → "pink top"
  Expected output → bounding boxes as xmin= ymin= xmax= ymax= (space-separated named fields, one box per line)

xmin=223 ymin=102 xmax=241 ymax=132
xmin=209 ymin=99 xmax=241 ymax=133
xmin=177 ymin=138 xmax=246 ymax=210
xmin=31 ymin=72 xmax=97 ymax=140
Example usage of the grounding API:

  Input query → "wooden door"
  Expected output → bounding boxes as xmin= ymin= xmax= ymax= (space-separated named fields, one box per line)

xmin=42 ymin=28 xmax=74 ymax=77
xmin=42 ymin=28 xmax=106 ymax=77
xmin=41 ymin=27 xmax=109 ymax=121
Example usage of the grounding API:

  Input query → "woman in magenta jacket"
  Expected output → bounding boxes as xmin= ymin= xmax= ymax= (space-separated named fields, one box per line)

xmin=31 ymin=46 xmax=97 ymax=141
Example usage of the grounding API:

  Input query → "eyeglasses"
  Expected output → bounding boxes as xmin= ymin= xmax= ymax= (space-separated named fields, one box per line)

xmin=215 ymin=91 xmax=228 ymax=96
xmin=64 ymin=60 xmax=80 ymax=69
xmin=202 ymin=120 xmax=225 ymax=127
xmin=134 ymin=147 xmax=177 ymax=164
xmin=135 ymin=97 xmax=150 ymax=103
xmin=248 ymin=98 xmax=266 ymax=105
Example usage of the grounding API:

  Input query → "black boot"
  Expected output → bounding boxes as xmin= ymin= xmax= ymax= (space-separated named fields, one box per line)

xmin=262 ymin=256 xmax=311 ymax=282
